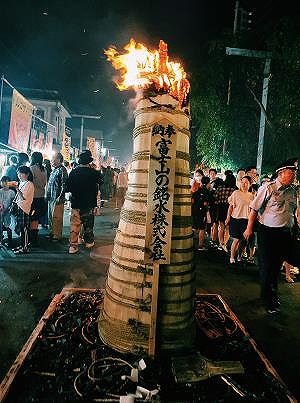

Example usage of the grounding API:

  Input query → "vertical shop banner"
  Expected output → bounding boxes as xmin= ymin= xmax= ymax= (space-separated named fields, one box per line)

xmin=86 ymin=137 xmax=97 ymax=161
xmin=30 ymin=116 xmax=54 ymax=158
xmin=95 ymin=140 xmax=101 ymax=168
xmin=8 ymin=89 xmax=33 ymax=152
xmin=61 ymin=132 xmax=71 ymax=161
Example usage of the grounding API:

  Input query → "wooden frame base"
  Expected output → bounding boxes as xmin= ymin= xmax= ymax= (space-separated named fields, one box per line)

xmin=0 ymin=289 xmax=296 ymax=402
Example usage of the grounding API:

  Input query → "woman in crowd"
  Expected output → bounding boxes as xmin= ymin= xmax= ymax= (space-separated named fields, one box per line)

xmin=29 ymin=151 xmax=47 ymax=245
xmin=225 ymin=175 xmax=254 ymax=264
xmin=191 ymin=169 xmax=204 ymax=193
xmin=214 ymin=171 xmax=236 ymax=252
xmin=236 ymin=168 xmax=245 ymax=189
xmin=192 ymin=176 xmax=213 ymax=250
xmin=12 ymin=166 xmax=34 ymax=254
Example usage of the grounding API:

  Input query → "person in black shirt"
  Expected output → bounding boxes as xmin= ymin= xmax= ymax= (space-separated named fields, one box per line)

xmin=192 ymin=176 xmax=213 ymax=251
xmin=66 ymin=151 xmax=103 ymax=254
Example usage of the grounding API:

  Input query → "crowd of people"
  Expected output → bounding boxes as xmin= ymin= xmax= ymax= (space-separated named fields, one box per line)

xmin=1 ymin=151 xmax=299 ymax=315
xmin=191 ymin=165 xmax=261 ymax=258
xmin=191 ymin=159 xmax=300 ymax=314
xmin=0 ymin=150 xmax=128 ymax=255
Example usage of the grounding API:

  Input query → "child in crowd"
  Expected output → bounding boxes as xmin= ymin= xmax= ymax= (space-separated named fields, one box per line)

xmin=12 ymin=166 xmax=34 ymax=254
xmin=0 ymin=176 xmax=15 ymax=246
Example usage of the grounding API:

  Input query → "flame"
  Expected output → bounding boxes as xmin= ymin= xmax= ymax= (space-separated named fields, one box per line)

xmin=104 ymin=39 xmax=190 ymax=106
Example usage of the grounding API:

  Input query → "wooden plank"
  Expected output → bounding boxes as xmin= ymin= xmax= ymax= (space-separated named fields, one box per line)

xmin=0 ymin=293 xmax=63 ymax=402
xmin=0 ymin=287 xmax=98 ymax=402
xmin=61 ymin=287 xmax=97 ymax=294
xmin=148 ymin=262 xmax=159 ymax=358
xmin=198 ymin=293 xmax=297 ymax=403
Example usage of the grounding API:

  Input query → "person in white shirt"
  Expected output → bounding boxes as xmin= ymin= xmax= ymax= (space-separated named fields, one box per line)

xmin=11 ymin=166 xmax=34 ymax=254
xmin=225 ymin=175 xmax=254 ymax=264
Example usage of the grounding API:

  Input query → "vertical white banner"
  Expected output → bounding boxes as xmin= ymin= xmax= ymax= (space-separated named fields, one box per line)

xmin=144 ymin=119 xmax=177 ymax=264
xmin=86 ymin=136 xmax=97 ymax=161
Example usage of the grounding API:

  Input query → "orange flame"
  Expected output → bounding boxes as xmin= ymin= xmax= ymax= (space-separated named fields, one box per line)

xmin=104 ymin=39 xmax=190 ymax=106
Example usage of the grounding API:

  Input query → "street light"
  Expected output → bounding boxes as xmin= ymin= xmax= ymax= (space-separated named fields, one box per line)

xmin=226 ymin=47 xmax=272 ymax=176
xmin=72 ymin=114 xmax=101 ymax=152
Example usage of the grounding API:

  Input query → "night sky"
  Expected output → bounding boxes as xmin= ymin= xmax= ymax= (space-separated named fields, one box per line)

xmin=0 ymin=0 xmax=296 ymax=162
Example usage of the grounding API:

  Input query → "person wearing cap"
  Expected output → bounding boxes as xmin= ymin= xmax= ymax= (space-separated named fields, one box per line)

xmin=244 ymin=158 xmax=299 ymax=314
xmin=66 ymin=151 xmax=104 ymax=254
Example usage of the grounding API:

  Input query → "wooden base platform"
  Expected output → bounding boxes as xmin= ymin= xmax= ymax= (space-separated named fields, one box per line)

xmin=0 ymin=288 xmax=297 ymax=402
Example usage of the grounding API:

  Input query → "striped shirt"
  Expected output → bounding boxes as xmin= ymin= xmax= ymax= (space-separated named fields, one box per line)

xmin=46 ymin=165 xmax=68 ymax=203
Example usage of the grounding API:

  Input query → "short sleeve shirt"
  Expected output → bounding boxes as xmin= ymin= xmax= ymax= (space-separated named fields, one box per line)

xmin=228 ymin=190 xmax=254 ymax=219
xmin=249 ymin=179 xmax=298 ymax=228
xmin=16 ymin=180 xmax=34 ymax=214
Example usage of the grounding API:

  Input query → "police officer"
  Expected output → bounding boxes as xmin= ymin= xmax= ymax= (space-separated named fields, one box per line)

xmin=244 ymin=158 xmax=298 ymax=314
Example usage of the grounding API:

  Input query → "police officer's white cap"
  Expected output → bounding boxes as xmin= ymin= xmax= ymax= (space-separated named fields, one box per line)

xmin=275 ymin=158 xmax=298 ymax=173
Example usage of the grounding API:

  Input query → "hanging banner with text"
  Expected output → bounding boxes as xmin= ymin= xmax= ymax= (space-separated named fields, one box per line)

xmin=61 ymin=132 xmax=71 ymax=161
xmin=29 ymin=116 xmax=54 ymax=158
xmin=8 ymin=89 xmax=33 ymax=152
xmin=144 ymin=119 xmax=177 ymax=264
xmin=86 ymin=136 xmax=97 ymax=161
xmin=95 ymin=140 xmax=101 ymax=168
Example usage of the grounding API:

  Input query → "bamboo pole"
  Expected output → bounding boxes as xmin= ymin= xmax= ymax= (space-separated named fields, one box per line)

xmin=148 ymin=262 xmax=160 ymax=357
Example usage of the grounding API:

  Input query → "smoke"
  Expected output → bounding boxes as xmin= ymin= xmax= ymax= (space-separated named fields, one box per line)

xmin=64 ymin=268 xmax=107 ymax=289
xmin=127 ymin=89 xmax=144 ymax=119
xmin=63 ymin=270 xmax=89 ymax=289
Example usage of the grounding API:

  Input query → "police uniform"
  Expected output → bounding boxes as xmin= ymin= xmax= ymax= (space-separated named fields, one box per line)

xmin=249 ymin=158 xmax=298 ymax=311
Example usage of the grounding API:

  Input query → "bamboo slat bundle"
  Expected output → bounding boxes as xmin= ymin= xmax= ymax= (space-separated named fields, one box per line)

xmin=98 ymin=93 xmax=195 ymax=353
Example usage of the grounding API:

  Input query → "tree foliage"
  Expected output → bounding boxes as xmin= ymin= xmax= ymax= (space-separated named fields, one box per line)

xmin=190 ymin=17 xmax=300 ymax=174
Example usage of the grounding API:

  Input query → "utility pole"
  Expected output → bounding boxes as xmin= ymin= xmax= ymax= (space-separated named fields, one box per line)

xmin=0 ymin=76 xmax=4 ymax=125
xmin=72 ymin=114 xmax=101 ymax=152
xmin=233 ymin=1 xmax=252 ymax=34
xmin=226 ymin=47 xmax=272 ymax=176
xmin=233 ymin=1 xmax=239 ymax=34
xmin=257 ymin=58 xmax=271 ymax=176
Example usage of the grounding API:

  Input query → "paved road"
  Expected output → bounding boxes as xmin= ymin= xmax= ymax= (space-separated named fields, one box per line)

xmin=0 ymin=204 xmax=299 ymax=400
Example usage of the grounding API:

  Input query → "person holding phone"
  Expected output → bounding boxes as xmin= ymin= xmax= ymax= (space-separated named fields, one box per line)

xmin=12 ymin=166 xmax=34 ymax=254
